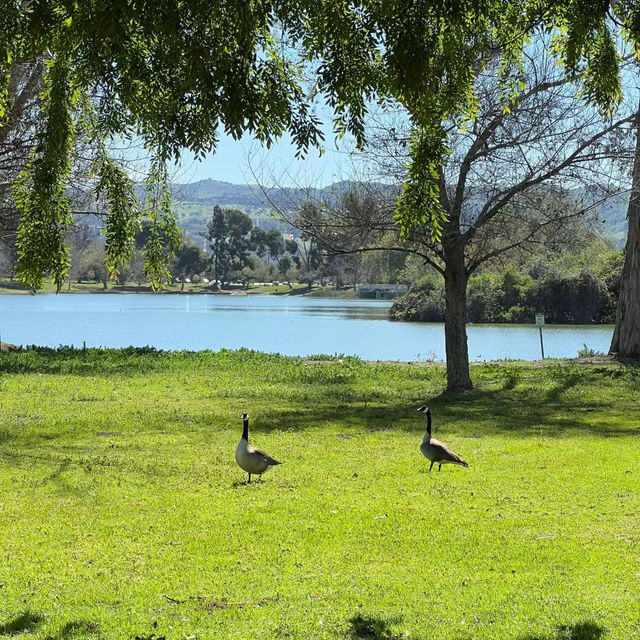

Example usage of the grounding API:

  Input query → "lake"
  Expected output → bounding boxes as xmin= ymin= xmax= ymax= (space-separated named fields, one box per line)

xmin=0 ymin=293 xmax=613 ymax=361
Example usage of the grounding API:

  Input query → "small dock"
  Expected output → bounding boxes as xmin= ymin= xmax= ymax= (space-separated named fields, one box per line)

xmin=357 ymin=284 xmax=409 ymax=299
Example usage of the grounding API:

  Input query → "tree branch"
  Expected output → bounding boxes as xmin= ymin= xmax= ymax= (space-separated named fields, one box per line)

xmin=462 ymin=111 xmax=636 ymax=242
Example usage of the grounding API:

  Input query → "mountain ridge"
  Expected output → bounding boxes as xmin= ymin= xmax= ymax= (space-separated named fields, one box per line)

xmin=169 ymin=179 xmax=629 ymax=246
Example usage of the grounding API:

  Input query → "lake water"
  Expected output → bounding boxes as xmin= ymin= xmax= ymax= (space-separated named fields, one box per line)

xmin=0 ymin=293 xmax=613 ymax=362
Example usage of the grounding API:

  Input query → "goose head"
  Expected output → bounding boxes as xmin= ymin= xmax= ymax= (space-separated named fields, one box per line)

xmin=417 ymin=405 xmax=430 ymax=414
xmin=240 ymin=412 xmax=249 ymax=441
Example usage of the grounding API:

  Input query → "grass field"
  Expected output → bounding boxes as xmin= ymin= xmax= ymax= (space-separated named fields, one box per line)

xmin=0 ymin=349 xmax=638 ymax=640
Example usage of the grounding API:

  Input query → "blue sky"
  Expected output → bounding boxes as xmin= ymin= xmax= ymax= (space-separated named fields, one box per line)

xmin=168 ymin=127 xmax=358 ymax=188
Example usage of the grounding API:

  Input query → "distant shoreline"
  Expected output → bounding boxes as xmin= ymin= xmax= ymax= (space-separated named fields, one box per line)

xmin=0 ymin=282 xmax=361 ymax=299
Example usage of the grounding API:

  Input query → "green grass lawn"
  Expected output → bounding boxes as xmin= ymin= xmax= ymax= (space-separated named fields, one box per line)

xmin=0 ymin=349 xmax=638 ymax=640
xmin=245 ymin=283 xmax=310 ymax=295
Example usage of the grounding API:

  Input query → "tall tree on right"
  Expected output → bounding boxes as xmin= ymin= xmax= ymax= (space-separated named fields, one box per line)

xmin=610 ymin=102 xmax=640 ymax=358
xmin=290 ymin=47 xmax=635 ymax=390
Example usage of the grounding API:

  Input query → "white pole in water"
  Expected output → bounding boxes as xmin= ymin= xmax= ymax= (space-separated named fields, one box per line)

xmin=535 ymin=312 xmax=545 ymax=359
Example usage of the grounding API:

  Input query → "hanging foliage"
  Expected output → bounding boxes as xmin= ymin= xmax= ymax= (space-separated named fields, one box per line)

xmin=3 ymin=1 xmax=640 ymax=285
xmin=14 ymin=56 xmax=76 ymax=291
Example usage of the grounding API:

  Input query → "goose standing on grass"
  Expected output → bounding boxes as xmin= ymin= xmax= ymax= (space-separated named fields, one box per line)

xmin=418 ymin=405 xmax=468 ymax=471
xmin=235 ymin=413 xmax=282 ymax=483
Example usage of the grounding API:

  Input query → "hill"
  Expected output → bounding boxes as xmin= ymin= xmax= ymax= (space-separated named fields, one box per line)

xmin=168 ymin=179 xmax=387 ymax=241
xmin=124 ymin=178 xmax=630 ymax=246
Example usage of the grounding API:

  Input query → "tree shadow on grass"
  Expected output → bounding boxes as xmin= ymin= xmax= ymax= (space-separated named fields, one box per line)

xmin=431 ymin=386 xmax=640 ymax=438
xmin=44 ymin=621 xmax=100 ymax=639
xmin=219 ymin=360 xmax=639 ymax=439
xmin=544 ymin=371 xmax=584 ymax=400
xmin=0 ymin=611 xmax=43 ymax=636
xmin=519 ymin=621 xmax=605 ymax=640
xmin=345 ymin=617 xmax=604 ymax=640
xmin=1 ymin=354 xmax=638 ymax=444
xmin=347 ymin=614 xmax=424 ymax=640
xmin=253 ymin=385 xmax=639 ymax=438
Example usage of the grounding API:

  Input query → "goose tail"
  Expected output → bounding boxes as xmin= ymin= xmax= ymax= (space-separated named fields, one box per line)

xmin=450 ymin=452 xmax=469 ymax=468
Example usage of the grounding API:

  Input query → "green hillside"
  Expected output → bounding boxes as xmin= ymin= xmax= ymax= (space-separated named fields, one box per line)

xmin=168 ymin=180 xmax=630 ymax=246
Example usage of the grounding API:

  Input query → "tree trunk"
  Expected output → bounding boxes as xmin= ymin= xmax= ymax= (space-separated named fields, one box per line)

xmin=610 ymin=109 xmax=640 ymax=357
xmin=213 ymin=240 xmax=219 ymax=287
xmin=444 ymin=245 xmax=472 ymax=391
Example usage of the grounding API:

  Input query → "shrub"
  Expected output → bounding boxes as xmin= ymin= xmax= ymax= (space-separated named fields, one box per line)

xmin=467 ymin=274 xmax=502 ymax=323
xmin=577 ymin=344 xmax=605 ymax=358
xmin=390 ymin=284 xmax=445 ymax=322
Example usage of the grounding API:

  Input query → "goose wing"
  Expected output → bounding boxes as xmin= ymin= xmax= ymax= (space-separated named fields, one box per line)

xmin=430 ymin=438 xmax=468 ymax=467
xmin=250 ymin=446 xmax=282 ymax=466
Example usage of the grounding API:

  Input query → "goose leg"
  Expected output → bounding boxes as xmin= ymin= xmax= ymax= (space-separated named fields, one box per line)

xmin=438 ymin=464 xmax=442 ymax=471
xmin=248 ymin=473 xmax=251 ymax=484
xmin=429 ymin=461 xmax=434 ymax=471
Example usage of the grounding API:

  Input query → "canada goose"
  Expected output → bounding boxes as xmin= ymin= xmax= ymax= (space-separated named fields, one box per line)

xmin=235 ymin=413 xmax=282 ymax=483
xmin=418 ymin=405 xmax=468 ymax=471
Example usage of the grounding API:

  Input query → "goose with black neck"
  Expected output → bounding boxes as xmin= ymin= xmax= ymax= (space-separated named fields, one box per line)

xmin=418 ymin=405 xmax=468 ymax=472
xmin=235 ymin=412 xmax=282 ymax=483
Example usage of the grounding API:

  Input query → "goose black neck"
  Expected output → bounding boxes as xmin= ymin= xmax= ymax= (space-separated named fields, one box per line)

xmin=242 ymin=419 xmax=249 ymax=442
xmin=426 ymin=410 xmax=431 ymax=435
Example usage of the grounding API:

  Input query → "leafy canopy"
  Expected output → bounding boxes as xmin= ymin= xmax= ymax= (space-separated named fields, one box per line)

xmin=205 ymin=205 xmax=256 ymax=285
xmin=2 ymin=1 xmax=638 ymax=287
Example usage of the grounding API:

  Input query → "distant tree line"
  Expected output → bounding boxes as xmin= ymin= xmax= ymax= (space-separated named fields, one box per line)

xmin=0 ymin=204 xmax=374 ymax=291
xmin=391 ymin=237 xmax=622 ymax=325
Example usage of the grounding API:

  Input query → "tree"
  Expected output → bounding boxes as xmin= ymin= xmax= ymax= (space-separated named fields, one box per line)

xmin=323 ymin=253 xmax=362 ymax=289
xmin=264 ymin=229 xmax=285 ymax=268
xmin=610 ymin=102 xmax=640 ymax=357
xmin=392 ymin=235 xmax=620 ymax=324
xmin=6 ymin=2 xmax=640 ymax=355
xmin=1 ymin=60 xmax=98 ymax=274
xmin=67 ymin=223 xmax=101 ymax=287
xmin=206 ymin=206 xmax=227 ymax=287
xmin=293 ymin=204 xmax=326 ymax=289
xmin=251 ymin=227 xmax=281 ymax=273
xmin=204 ymin=206 xmax=255 ymax=287
xmin=6 ymin=2 xmax=636 ymax=290
xmin=0 ymin=242 xmax=15 ymax=279
xmin=277 ymin=254 xmax=294 ymax=287
xmin=1 ymin=2 xmax=349 ymax=289
xmin=172 ymin=237 xmax=207 ymax=290
xmin=78 ymin=244 xmax=110 ymax=289
xmin=295 ymin=49 xmax=635 ymax=390
xmin=127 ymin=253 xmax=147 ymax=287
xmin=1 ymin=61 xmax=44 ymax=254
xmin=251 ymin=229 xmax=298 ymax=285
